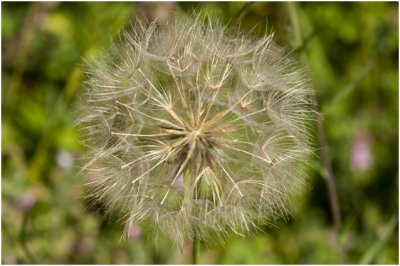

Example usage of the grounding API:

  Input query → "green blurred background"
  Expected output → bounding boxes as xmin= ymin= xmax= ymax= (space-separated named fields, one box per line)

xmin=2 ymin=2 xmax=398 ymax=264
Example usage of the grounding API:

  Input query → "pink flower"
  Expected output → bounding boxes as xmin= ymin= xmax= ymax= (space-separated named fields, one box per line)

xmin=351 ymin=132 xmax=373 ymax=171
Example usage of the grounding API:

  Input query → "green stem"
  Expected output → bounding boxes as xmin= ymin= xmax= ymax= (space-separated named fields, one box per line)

xmin=183 ymin=166 xmax=191 ymax=207
xmin=286 ymin=1 xmax=345 ymax=262
xmin=192 ymin=232 xmax=200 ymax=264
xmin=183 ymin=166 xmax=200 ymax=264
xmin=20 ymin=212 xmax=35 ymax=263
xmin=286 ymin=2 xmax=302 ymax=48
xmin=359 ymin=215 xmax=398 ymax=264
xmin=234 ymin=2 xmax=254 ymax=24
xmin=286 ymin=0 xmax=343 ymax=233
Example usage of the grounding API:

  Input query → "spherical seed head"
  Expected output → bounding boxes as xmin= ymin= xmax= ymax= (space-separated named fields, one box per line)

xmin=77 ymin=12 xmax=316 ymax=246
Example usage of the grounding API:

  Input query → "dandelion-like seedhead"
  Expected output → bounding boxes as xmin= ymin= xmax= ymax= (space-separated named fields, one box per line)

xmin=77 ymin=13 xmax=315 ymax=246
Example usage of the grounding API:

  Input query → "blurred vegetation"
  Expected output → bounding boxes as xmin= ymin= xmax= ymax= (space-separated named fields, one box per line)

xmin=2 ymin=2 xmax=398 ymax=264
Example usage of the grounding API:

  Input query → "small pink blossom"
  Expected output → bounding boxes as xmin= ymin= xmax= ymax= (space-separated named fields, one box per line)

xmin=351 ymin=132 xmax=373 ymax=171
xmin=18 ymin=192 xmax=37 ymax=211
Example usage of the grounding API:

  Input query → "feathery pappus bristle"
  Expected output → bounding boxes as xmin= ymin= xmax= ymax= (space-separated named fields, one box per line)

xmin=76 ymin=12 xmax=316 ymax=247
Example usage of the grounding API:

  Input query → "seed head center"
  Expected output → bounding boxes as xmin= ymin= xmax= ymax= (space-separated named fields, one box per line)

xmin=193 ymin=129 xmax=202 ymax=138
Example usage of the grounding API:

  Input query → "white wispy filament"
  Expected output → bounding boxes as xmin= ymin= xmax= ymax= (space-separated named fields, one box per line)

xmin=77 ymin=13 xmax=315 ymax=246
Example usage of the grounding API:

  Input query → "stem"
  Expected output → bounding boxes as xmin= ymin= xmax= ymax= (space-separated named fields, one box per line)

xmin=20 ymin=212 xmax=35 ymax=263
xmin=192 ymin=232 xmax=200 ymax=264
xmin=359 ymin=215 xmax=398 ymax=264
xmin=183 ymin=166 xmax=191 ymax=207
xmin=317 ymin=117 xmax=342 ymax=232
xmin=286 ymin=2 xmax=302 ymax=48
xmin=286 ymin=1 xmax=342 ymax=233
xmin=286 ymin=3 xmax=347 ymax=263
xmin=183 ymin=166 xmax=200 ymax=264
xmin=234 ymin=2 xmax=254 ymax=24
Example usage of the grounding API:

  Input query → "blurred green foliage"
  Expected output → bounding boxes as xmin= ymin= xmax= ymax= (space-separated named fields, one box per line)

xmin=2 ymin=2 xmax=398 ymax=264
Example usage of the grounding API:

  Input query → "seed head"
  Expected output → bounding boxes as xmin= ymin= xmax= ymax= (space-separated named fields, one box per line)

xmin=77 ymin=13 xmax=315 ymax=246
